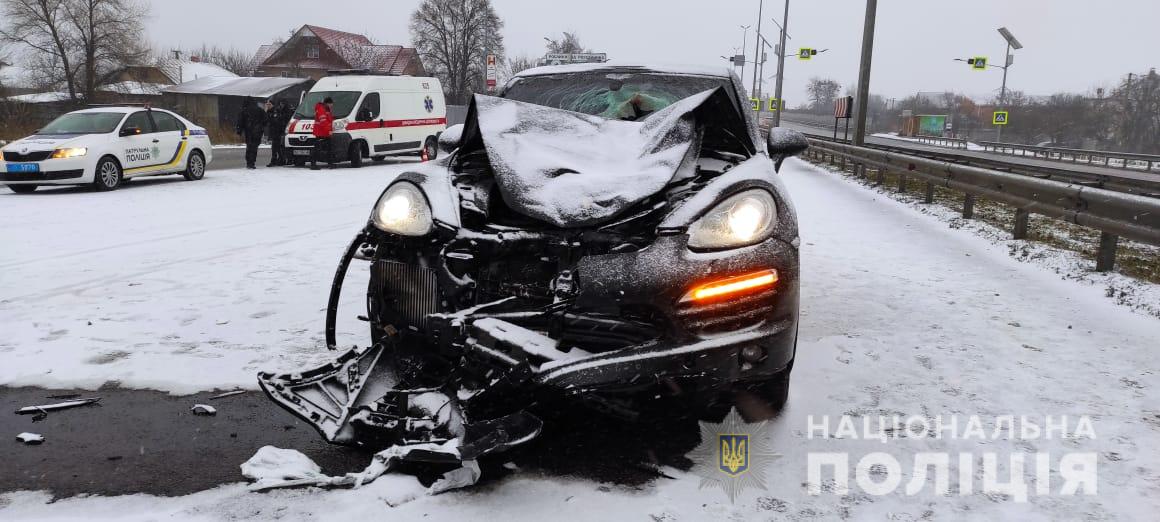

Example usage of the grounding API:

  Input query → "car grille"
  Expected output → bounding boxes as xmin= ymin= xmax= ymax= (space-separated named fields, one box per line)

xmin=288 ymin=135 xmax=315 ymax=147
xmin=373 ymin=260 xmax=441 ymax=331
xmin=3 ymin=151 xmax=52 ymax=162
xmin=674 ymin=288 xmax=778 ymax=335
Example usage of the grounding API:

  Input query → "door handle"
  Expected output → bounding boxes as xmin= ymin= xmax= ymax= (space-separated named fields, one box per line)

xmin=152 ymin=139 xmax=160 ymax=143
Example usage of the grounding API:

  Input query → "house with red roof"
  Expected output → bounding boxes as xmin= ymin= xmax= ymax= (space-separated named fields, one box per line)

xmin=254 ymin=25 xmax=425 ymax=80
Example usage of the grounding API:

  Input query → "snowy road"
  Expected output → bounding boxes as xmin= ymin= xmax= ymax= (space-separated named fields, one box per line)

xmin=2 ymin=159 xmax=1158 ymax=520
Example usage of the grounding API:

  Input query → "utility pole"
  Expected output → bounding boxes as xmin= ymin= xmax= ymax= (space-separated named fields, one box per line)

xmin=752 ymin=0 xmax=764 ymax=97
xmin=995 ymin=27 xmax=1022 ymax=142
xmin=739 ymin=25 xmax=751 ymax=82
xmin=851 ymin=0 xmax=877 ymax=145
xmin=772 ymin=0 xmax=790 ymax=127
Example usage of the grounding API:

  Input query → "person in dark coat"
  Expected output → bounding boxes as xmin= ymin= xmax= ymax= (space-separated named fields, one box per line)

xmin=265 ymin=99 xmax=292 ymax=167
xmin=235 ymin=96 xmax=268 ymax=169
xmin=310 ymin=97 xmax=335 ymax=170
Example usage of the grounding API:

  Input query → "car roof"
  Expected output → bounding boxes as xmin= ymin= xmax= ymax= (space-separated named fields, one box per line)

xmin=513 ymin=62 xmax=735 ymax=80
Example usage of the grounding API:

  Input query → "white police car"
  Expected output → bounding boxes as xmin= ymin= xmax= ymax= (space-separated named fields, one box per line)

xmin=0 ymin=106 xmax=213 ymax=193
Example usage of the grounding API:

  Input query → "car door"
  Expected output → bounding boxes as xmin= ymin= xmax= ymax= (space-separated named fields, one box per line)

xmin=118 ymin=111 xmax=159 ymax=173
xmin=149 ymin=111 xmax=187 ymax=173
xmin=354 ymin=92 xmax=382 ymax=153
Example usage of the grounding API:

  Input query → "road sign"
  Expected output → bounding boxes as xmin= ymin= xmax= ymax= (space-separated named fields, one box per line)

xmin=798 ymin=48 xmax=815 ymax=60
xmin=768 ymin=97 xmax=783 ymax=112
xmin=485 ymin=54 xmax=497 ymax=90
xmin=834 ymin=96 xmax=853 ymax=119
xmin=750 ymin=97 xmax=761 ymax=111
xmin=993 ymin=111 xmax=1009 ymax=125
xmin=969 ymin=56 xmax=987 ymax=70
xmin=730 ymin=54 xmax=745 ymax=66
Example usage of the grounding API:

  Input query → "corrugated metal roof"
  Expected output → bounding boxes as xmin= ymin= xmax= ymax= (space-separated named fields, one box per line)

xmin=163 ymin=76 xmax=310 ymax=97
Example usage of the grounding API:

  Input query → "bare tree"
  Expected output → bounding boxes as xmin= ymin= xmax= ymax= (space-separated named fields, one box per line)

xmin=805 ymin=77 xmax=840 ymax=113
xmin=62 ymin=0 xmax=149 ymax=101
xmin=502 ymin=54 xmax=536 ymax=80
xmin=186 ymin=44 xmax=257 ymax=77
xmin=544 ymin=32 xmax=586 ymax=54
xmin=0 ymin=0 xmax=77 ymax=100
xmin=1111 ymin=69 xmax=1160 ymax=153
xmin=410 ymin=0 xmax=504 ymax=104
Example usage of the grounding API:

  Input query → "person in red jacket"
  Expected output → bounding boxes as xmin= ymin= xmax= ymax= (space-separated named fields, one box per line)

xmin=310 ymin=97 xmax=335 ymax=170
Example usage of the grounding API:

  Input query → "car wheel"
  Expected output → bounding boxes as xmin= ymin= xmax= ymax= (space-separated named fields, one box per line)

xmin=422 ymin=137 xmax=438 ymax=161
xmin=183 ymin=150 xmax=206 ymax=181
xmin=92 ymin=157 xmax=122 ymax=191
xmin=8 ymin=184 xmax=38 ymax=194
xmin=349 ymin=142 xmax=364 ymax=168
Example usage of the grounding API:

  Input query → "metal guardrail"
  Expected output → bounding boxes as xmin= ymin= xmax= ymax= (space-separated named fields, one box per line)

xmin=908 ymin=135 xmax=968 ymax=149
xmin=978 ymin=141 xmax=1160 ymax=172
xmin=806 ymin=137 xmax=1160 ymax=272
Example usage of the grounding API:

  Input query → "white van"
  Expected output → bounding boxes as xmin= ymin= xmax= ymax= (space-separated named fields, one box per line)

xmin=285 ymin=75 xmax=446 ymax=167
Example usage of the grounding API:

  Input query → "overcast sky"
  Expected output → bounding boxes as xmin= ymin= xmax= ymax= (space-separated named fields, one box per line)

xmin=144 ymin=0 xmax=1158 ymax=105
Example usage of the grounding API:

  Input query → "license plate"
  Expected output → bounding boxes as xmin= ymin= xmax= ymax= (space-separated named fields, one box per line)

xmin=292 ymin=149 xmax=311 ymax=156
xmin=6 ymin=163 xmax=39 ymax=173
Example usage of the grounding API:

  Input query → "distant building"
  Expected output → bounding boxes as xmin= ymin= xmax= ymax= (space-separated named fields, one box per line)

xmin=163 ymin=76 xmax=313 ymax=129
xmin=99 ymin=60 xmax=238 ymax=99
xmin=253 ymin=25 xmax=425 ymax=80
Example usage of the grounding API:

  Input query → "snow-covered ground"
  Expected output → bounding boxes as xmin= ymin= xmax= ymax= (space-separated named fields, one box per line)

xmin=872 ymin=132 xmax=986 ymax=151
xmin=2 ymin=159 xmax=1159 ymax=520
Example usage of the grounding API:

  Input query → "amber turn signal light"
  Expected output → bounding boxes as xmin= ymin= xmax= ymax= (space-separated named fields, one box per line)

xmin=681 ymin=269 xmax=779 ymax=303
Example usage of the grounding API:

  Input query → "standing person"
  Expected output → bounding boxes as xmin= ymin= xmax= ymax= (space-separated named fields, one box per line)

xmin=311 ymin=97 xmax=335 ymax=170
xmin=265 ymin=99 xmax=291 ymax=167
xmin=235 ymin=96 xmax=267 ymax=170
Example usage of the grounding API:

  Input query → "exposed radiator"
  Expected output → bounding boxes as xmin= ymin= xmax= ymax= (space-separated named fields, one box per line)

xmin=373 ymin=260 xmax=441 ymax=330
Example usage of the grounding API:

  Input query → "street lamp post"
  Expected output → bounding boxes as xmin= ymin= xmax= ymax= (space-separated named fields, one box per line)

xmin=995 ymin=27 xmax=1023 ymax=142
xmin=752 ymin=0 xmax=765 ymax=97
xmin=772 ymin=0 xmax=790 ymax=127
xmin=851 ymin=0 xmax=878 ymax=145
xmin=739 ymin=25 xmax=751 ymax=81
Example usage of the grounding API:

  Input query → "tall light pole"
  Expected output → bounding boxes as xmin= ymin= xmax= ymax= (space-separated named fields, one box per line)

xmin=995 ymin=27 xmax=1023 ymax=142
xmin=751 ymin=0 xmax=765 ymax=97
xmin=739 ymin=25 xmax=751 ymax=81
xmin=851 ymin=0 xmax=877 ymax=145
xmin=771 ymin=0 xmax=790 ymax=127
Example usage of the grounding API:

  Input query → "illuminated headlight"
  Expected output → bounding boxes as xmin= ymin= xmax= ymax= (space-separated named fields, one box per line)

xmin=687 ymin=189 xmax=777 ymax=249
xmin=371 ymin=182 xmax=433 ymax=236
xmin=50 ymin=147 xmax=87 ymax=159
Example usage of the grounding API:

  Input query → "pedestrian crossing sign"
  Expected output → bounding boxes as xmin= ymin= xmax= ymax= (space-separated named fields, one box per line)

xmin=970 ymin=57 xmax=988 ymax=70
xmin=768 ymin=98 xmax=783 ymax=112
xmin=993 ymin=111 xmax=1009 ymax=125
xmin=751 ymin=98 xmax=761 ymax=111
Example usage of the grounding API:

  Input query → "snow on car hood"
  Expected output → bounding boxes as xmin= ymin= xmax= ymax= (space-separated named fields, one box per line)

xmin=4 ymin=135 xmax=87 ymax=152
xmin=463 ymin=88 xmax=733 ymax=228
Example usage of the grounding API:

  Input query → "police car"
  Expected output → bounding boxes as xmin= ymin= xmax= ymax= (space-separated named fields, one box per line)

xmin=0 ymin=106 xmax=213 ymax=193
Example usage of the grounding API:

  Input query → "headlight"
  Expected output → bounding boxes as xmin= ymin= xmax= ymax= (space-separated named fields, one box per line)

xmin=333 ymin=120 xmax=347 ymax=132
xmin=50 ymin=147 xmax=87 ymax=159
xmin=687 ymin=189 xmax=777 ymax=249
xmin=371 ymin=182 xmax=433 ymax=236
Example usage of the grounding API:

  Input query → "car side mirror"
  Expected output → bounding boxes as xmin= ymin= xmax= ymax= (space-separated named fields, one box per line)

xmin=438 ymin=124 xmax=464 ymax=154
xmin=767 ymin=128 xmax=809 ymax=170
xmin=357 ymin=110 xmax=373 ymax=122
xmin=120 ymin=127 xmax=141 ymax=137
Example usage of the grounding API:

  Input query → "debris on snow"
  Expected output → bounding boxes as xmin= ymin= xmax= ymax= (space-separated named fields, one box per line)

xmin=241 ymin=440 xmax=476 ymax=494
xmin=190 ymin=404 xmax=217 ymax=416
xmin=15 ymin=397 xmax=101 ymax=416
xmin=16 ymin=432 xmax=45 ymax=445
xmin=208 ymin=390 xmax=246 ymax=400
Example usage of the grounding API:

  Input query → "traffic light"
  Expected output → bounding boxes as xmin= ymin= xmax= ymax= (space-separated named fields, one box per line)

xmin=967 ymin=56 xmax=987 ymax=70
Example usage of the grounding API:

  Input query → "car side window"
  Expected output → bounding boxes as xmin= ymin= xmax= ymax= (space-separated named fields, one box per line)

xmin=357 ymin=93 xmax=380 ymax=121
xmin=152 ymin=112 xmax=185 ymax=133
xmin=122 ymin=111 xmax=156 ymax=134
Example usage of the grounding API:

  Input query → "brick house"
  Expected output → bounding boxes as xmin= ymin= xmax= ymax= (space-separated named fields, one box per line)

xmin=254 ymin=25 xmax=425 ymax=80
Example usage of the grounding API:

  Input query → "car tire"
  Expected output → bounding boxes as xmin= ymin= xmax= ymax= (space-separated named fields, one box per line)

xmin=92 ymin=157 xmax=122 ymax=191
xmin=183 ymin=150 xmax=206 ymax=181
xmin=423 ymin=137 xmax=438 ymax=161
xmin=8 ymin=184 xmax=38 ymax=194
xmin=349 ymin=142 xmax=364 ymax=168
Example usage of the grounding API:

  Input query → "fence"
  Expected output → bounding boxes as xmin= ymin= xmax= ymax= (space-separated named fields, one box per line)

xmin=978 ymin=141 xmax=1160 ymax=172
xmin=805 ymin=137 xmax=1160 ymax=272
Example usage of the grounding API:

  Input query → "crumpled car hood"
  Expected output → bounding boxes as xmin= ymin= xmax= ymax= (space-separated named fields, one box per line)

xmin=460 ymin=87 xmax=748 ymax=228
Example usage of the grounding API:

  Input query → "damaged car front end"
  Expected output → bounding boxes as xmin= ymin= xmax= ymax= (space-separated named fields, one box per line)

xmin=259 ymin=65 xmax=808 ymax=468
